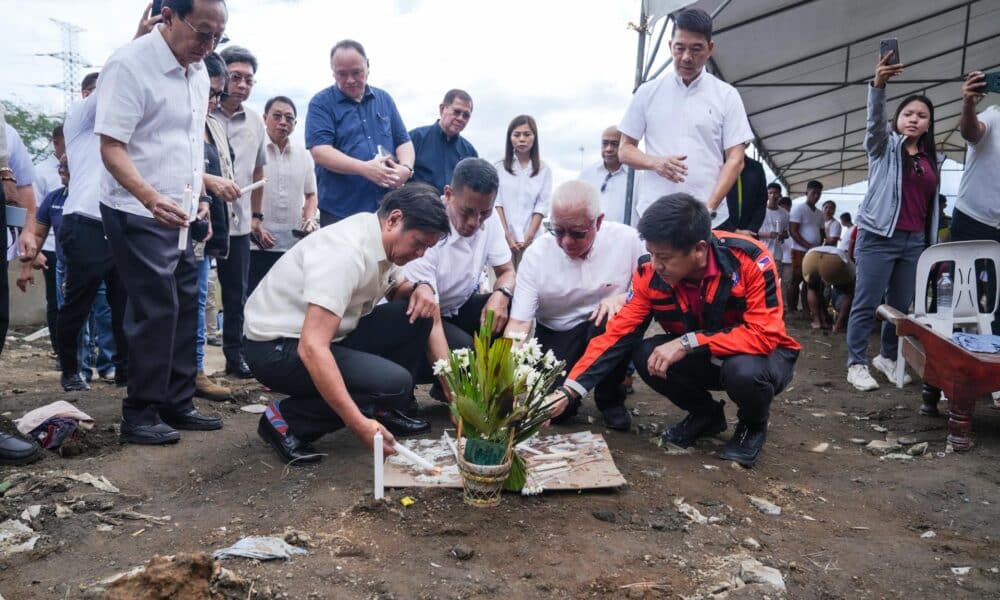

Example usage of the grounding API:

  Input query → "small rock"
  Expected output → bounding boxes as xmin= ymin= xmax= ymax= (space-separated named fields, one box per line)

xmin=849 ymin=438 xmax=867 ymax=445
xmin=592 ymin=510 xmax=616 ymax=523
xmin=951 ymin=566 xmax=971 ymax=575
xmin=741 ymin=537 xmax=761 ymax=550
xmin=97 ymin=524 xmax=113 ymax=532
xmin=703 ymin=464 xmax=719 ymax=471
xmin=871 ymin=424 xmax=888 ymax=433
xmin=748 ymin=496 xmax=781 ymax=516
xmin=641 ymin=469 xmax=663 ymax=479
xmin=810 ymin=443 xmax=829 ymax=453
xmin=864 ymin=440 xmax=901 ymax=455
xmin=907 ymin=442 xmax=929 ymax=456
xmin=920 ymin=530 xmax=936 ymax=539
xmin=880 ymin=453 xmax=913 ymax=461
xmin=898 ymin=436 xmax=919 ymax=445
xmin=740 ymin=559 xmax=786 ymax=591
xmin=450 ymin=544 xmax=474 ymax=561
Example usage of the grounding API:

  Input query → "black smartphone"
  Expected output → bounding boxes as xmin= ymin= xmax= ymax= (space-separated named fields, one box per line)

xmin=151 ymin=0 xmax=163 ymax=16
xmin=291 ymin=229 xmax=308 ymax=239
xmin=982 ymin=72 xmax=1000 ymax=94
xmin=880 ymin=38 xmax=900 ymax=65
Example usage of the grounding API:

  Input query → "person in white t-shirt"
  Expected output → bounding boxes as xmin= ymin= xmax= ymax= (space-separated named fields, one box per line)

xmin=504 ymin=181 xmax=646 ymax=431
xmin=577 ymin=125 xmax=634 ymax=225
xmin=788 ymin=181 xmax=825 ymax=314
xmin=618 ymin=7 xmax=753 ymax=228
xmin=822 ymin=200 xmax=842 ymax=246
xmin=778 ymin=196 xmax=794 ymax=311
xmin=495 ymin=114 xmax=551 ymax=264
xmin=837 ymin=213 xmax=856 ymax=253
xmin=758 ymin=182 xmax=789 ymax=275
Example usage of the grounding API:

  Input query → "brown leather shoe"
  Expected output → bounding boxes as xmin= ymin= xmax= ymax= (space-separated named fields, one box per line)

xmin=195 ymin=372 xmax=232 ymax=402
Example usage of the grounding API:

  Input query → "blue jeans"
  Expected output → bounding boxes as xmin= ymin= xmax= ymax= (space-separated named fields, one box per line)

xmin=197 ymin=257 xmax=210 ymax=373
xmin=56 ymin=261 xmax=116 ymax=377
xmin=846 ymin=229 xmax=925 ymax=366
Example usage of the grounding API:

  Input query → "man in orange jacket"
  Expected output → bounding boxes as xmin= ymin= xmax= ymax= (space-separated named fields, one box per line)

xmin=548 ymin=193 xmax=800 ymax=467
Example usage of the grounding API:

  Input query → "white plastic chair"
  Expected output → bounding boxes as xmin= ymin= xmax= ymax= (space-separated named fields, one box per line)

xmin=894 ymin=240 xmax=1000 ymax=387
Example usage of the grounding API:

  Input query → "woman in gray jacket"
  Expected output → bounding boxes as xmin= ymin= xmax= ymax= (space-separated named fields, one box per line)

xmin=846 ymin=51 xmax=940 ymax=392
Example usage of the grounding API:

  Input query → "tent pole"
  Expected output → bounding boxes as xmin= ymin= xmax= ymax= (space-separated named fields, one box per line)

xmin=624 ymin=6 xmax=650 ymax=226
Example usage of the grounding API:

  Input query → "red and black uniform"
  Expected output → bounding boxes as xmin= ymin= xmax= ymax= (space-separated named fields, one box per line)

xmin=566 ymin=232 xmax=800 ymax=426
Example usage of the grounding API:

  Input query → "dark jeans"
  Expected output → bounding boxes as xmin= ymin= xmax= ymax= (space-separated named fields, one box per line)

xmin=319 ymin=210 xmax=342 ymax=228
xmin=247 ymin=250 xmax=282 ymax=296
xmin=245 ymin=301 xmax=433 ymax=441
xmin=101 ymin=205 xmax=197 ymax=426
xmin=42 ymin=250 xmax=59 ymax=355
xmin=950 ymin=208 xmax=1000 ymax=335
xmin=633 ymin=334 xmax=798 ymax=426
xmin=55 ymin=214 xmax=128 ymax=378
xmin=538 ymin=320 xmax=629 ymax=410
xmin=217 ymin=234 xmax=250 ymax=365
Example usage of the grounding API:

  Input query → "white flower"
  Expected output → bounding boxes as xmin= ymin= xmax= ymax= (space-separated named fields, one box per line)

xmin=432 ymin=358 xmax=452 ymax=376
xmin=542 ymin=350 xmax=557 ymax=370
xmin=521 ymin=338 xmax=543 ymax=364
xmin=514 ymin=364 xmax=533 ymax=384
xmin=453 ymin=348 xmax=471 ymax=370
xmin=526 ymin=368 xmax=542 ymax=389
xmin=506 ymin=330 xmax=527 ymax=342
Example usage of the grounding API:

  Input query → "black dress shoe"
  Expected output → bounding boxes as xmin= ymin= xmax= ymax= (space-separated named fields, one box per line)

xmin=0 ymin=432 xmax=42 ymax=465
xmin=61 ymin=372 xmax=90 ymax=392
xmin=161 ymin=409 xmax=223 ymax=431
xmin=225 ymin=359 xmax=254 ymax=379
xmin=119 ymin=420 xmax=180 ymax=445
xmin=550 ymin=398 xmax=581 ymax=425
xmin=719 ymin=421 xmax=768 ymax=467
xmin=401 ymin=396 xmax=421 ymax=417
xmin=257 ymin=415 xmax=322 ymax=464
xmin=661 ymin=408 xmax=727 ymax=448
xmin=601 ymin=404 xmax=632 ymax=431
xmin=373 ymin=408 xmax=431 ymax=438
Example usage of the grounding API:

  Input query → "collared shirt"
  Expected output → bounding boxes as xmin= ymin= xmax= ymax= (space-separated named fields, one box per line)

xmin=36 ymin=187 xmax=67 ymax=263
xmin=305 ymin=84 xmax=410 ymax=218
xmin=675 ymin=247 xmax=719 ymax=329
xmin=403 ymin=214 xmax=511 ymax=316
xmin=257 ymin=138 xmax=317 ymax=253
xmin=63 ymin=95 xmax=103 ymax=220
xmin=95 ymin=25 xmax=208 ymax=218
xmin=577 ymin=161 xmax=634 ymax=224
xmin=244 ymin=212 xmax=400 ymax=342
xmin=957 ymin=105 xmax=1000 ymax=227
xmin=495 ymin=159 xmax=552 ymax=243
xmin=212 ymin=104 xmax=267 ymax=236
xmin=408 ymin=121 xmax=478 ymax=193
xmin=619 ymin=69 xmax=753 ymax=222
xmin=33 ymin=155 xmax=60 ymax=253
xmin=3 ymin=124 xmax=34 ymax=187
xmin=510 ymin=222 xmax=646 ymax=331
xmin=789 ymin=202 xmax=824 ymax=252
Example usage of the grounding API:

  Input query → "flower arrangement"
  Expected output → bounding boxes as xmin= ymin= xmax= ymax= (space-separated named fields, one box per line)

xmin=433 ymin=311 xmax=566 ymax=492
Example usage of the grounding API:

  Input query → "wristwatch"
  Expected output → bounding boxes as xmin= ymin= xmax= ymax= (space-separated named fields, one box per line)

xmin=413 ymin=280 xmax=435 ymax=295
xmin=495 ymin=286 xmax=514 ymax=300
xmin=252 ymin=212 xmax=264 ymax=221
xmin=0 ymin=167 xmax=16 ymax=184
xmin=679 ymin=332 xmax=699 ymax=353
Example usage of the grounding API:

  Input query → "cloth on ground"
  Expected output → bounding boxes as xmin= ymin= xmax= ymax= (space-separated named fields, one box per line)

xmin=15 ymin=400 xmax=94 ymax=435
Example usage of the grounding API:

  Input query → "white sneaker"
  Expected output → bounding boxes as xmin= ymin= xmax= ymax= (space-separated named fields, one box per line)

xmin=847 ymin=364 xmax=880 ymax=391
xmin=871 ymin=355 xmax=912 ymax=385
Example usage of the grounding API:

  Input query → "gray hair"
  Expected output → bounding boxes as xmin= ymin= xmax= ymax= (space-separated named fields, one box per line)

xmin=550 ymin=180 xmax=601 ymax=220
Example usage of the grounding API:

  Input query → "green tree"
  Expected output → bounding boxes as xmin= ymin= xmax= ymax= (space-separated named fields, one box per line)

xmin=2 ymin=100 xmax=61 ymax=163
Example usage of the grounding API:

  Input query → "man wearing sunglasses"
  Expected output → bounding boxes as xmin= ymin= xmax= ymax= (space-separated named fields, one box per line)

xmin=408 ymin=89 xmax=479 ymax=194
xmin=95 ymin=0 xmax=228 ymax=445
xmin=503 ymin=181 xmax=645 ymax=431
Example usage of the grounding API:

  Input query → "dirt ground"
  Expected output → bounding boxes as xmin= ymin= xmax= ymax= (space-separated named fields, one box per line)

xmin=2 ymin=315 xmax=1000 ymax=599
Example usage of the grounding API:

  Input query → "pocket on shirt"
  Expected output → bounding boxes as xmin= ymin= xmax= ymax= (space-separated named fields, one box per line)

xmin=376 ymin=113 xmax=393 ymax=137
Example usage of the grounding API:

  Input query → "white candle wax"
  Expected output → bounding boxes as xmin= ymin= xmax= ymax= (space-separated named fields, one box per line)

xmin=240 ymin=178 xmax=267 ymax=195
xmin=373 ymin=428 xmax=384 ymax=500
xmin=393 ymin=441 xmax=440 ymax=474
xmin=177 ymin=186 xmax=193 ymax=251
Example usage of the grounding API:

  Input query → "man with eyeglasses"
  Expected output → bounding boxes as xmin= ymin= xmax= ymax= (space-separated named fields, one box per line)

xmin=95 ymin=0 xmax=227 ymax=445
xmin=408 ymin=89 xmax=478 ymax=194
xmin=503 ymin=181 xmax=645 ymax=431
xmin=248 ymin=96 xmax=318 ymax=293
xmin=210 ymin=45 xmax=267 ymax=379
xmin=577 ymin=125 xmax=635 ymax=225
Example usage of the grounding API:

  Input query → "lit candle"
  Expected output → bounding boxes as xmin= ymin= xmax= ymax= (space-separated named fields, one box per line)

xmin=393 ymin=441 xmax=441 ymax=474
xmin=177 ymin=185 xmax=193 ymax=251
xmin=373 ymin=426 xmax=384 ymax=500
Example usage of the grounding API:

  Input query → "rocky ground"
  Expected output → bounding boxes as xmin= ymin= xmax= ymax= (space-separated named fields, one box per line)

xmin=1 ymin=316 xmax=999 ymax=599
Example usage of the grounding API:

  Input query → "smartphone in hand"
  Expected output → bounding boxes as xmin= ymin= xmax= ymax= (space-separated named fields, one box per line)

xmin=981 ymin=72 xmax=1000 ymax=94
xmin=879 ymin=38 xmax=900 ymax=65
xmin=151 ymin=0 xmax=163 ymax=16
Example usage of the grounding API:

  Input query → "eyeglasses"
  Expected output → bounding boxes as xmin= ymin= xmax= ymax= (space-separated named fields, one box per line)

xmin=546 ymin=220 xmax=595 ymax=240
xmin=269 ymin=113 xmax=296 ymax=123
xmin=180 ymin=17 xmax=228 ymax=48
xmin=447 ymin=107 xmax=471 ymax=120
xmin=209 ymin=88 xmax=225 ymax=100
xmin=229 ymin=72 xmax=255 ymax=86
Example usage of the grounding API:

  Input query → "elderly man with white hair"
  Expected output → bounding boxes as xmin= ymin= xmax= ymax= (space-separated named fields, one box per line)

xmin=503 ymin=180 xmax=646 ymax=430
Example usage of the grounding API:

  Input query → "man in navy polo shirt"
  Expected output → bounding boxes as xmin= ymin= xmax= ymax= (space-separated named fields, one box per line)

xmin=408 ymin=89 xmax=478 ymax=193
xmin=306 ymin=39 xmax=414 ymax=225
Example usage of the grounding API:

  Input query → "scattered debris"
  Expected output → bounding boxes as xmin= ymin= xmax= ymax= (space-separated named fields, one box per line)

xmin=811 ymin=442 xmax=829 ymax=453
xmin=880 ymin=453 xmax=914 ymax=461
xmin=849 ymin=438 xmax=867 ymax=445
xmin=674 ymin=498 xmax=709 ymax=525
xmin=740 ymin=558 xmax=786 ymax=591
xmin=897 ymin=436 xmax=919 ymax=445
xmin=907 ymin=442 xmax=929 ymax=456
xmin=450 ymin=544 xmax=474 ymax=560
xmin=741 ymin=537 xmax=761 ymax=550
xmin=400 ymin=496 xmax=416 ymax=507
xmin=951 ymin=566 xmax=971 ymax=576
xmin=0 ymin=519 xmax=39 ymax=558
xmin=239 ymin=404 xmax=267 ymax=414
xmin=748 ymin=496 xmax=781 ymax=516
xmin=703 ymin=464 xmax=719 ymax=470
xmin=864 ymin=440 xmax=901 ymax=455
xmin=871 ymin=424 xmax=888 ymax=433
xmin=921 ymin=531 xmax=937 ymax=539
xmin=213 ymin=536 xmax=308 ymax=561
xmin=66 ymin=473 xmax=120 ymax=494
xmin=592 ymin=510 xmax=616 ymax=523
xmin=83 ymin=553 xmax=268 ymax=599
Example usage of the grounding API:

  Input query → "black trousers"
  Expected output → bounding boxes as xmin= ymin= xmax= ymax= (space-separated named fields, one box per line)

xmin=217 ymin=234 xmax=250 ymax=365
xmin=0 ymin=219 xmax=7 ymax=357
xmin=247 ymin=249 xmax=282 ymax=296
xmin=245 ymin=301 xmax=433 ymax=441
xmin=416 ymin=293 xmax=502 ymax=384
xmin=950 ymin=208 xmax=1000 ymax=335
xmin=633 ymin=334 xmax=798 ymax=426
xmin=538 ymin=320 xmax=629 ymax=410
xmin=56 ymin=214 xmax=128 ymax=378
xmin=101 ymin=205 xmax=197 ymax=426
xmin=319 ymin=209 xmax=341 ymax=228
xmin=42 ymin=249 xmax=59 ymax=355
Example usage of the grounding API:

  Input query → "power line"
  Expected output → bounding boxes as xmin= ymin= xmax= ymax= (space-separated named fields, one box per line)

xmin=35 ymin=19 xmax=93 ymax=114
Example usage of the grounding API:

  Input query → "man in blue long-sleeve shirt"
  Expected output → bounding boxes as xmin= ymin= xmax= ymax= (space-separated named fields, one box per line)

xmin=408 ymin=89 xmax=478 ymax=193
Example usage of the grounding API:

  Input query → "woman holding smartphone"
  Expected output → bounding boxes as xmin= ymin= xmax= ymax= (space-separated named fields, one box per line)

xmin=845 ymin=50 xmax=941 ymax=392
xmin=495 ymin=115 xmax=552 ymax=265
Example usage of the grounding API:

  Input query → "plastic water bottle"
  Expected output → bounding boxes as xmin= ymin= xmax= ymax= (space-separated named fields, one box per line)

xmin=937 ymin=270 xmax=953 ymax=317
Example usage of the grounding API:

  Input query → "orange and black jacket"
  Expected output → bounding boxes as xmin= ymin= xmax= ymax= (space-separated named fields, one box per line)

xmin=566 ymin=231 xmax=801 ymax=393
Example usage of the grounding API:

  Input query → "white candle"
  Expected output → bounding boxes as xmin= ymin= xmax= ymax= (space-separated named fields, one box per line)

xmin=373 ymin=427 xmax=384 ymax=500
xmin=177 ymin=185 xmax=194 ymax=251
xmin=240 ymin=178 xmax=267 ymax=196
xmin=393 ymin=441 xmax=440 ymax=474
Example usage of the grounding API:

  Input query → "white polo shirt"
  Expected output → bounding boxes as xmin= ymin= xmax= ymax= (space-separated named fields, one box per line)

xmin=403 ymin=213 xmax=511 ymax=317
xmin=510 ymin=222 xmax=646 ymax=332
xmin=63 ymin=95 xmax=104 ymax=220
xmin=759 ymin=206 xmax=789 ymax=263
xmin=957 ymin=105 xmax=1000 ymax=227
xmin=577 ymin=162 xmax=637 ymax=225
xmin=244 ymin=212 xmax=400 ymax=343
xmin=33 ymin=155 xmax=60 ymax=253
xmin=95 ymin=25 xmax=208 ymax=218
xmin=257 ymin=138 xmax=317 ymax=253
xmin=212 ymin=104 xmax=267 ymax=236
xmin=495 ymin=159 xmax=552 ymax=243
xmin=619 ymin=69 xmax=753 ymax=224
xmin=789 ymin=202 xmax=824 ymax=252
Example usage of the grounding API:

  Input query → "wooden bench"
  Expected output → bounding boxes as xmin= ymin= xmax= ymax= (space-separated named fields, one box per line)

xmin=877 ymin=304 xmax=1000 ymax=451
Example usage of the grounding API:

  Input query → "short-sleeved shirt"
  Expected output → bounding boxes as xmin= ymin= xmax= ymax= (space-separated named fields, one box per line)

xmin=403 ymin=214 xmax=511 ymax=317
xmin=577 ymin=162 xmax=632 ymax=224
xmin=63 ymin=94 xmax=103 ymax=220
xmin=838 ymin=224 xmax=855 ymax=252
xmin=495 ymin=160 xmax=552 ymax=243
xmin=95 ymin=25 xmax=208 ymax=218
xmin=305 ymin=84 xmax=410 ymax=218
xmin=759 ymin=206 xmax=789 ymax=262
xmin=257 ymin=139 xmax=317 ymax=253
xmin=33 ymin=155 xmax=60 ymax=253
xmin=36 ymin=187 xmax=67 ymax=263
xmin=824 ymin=218 xmax=843 ymax=242
xmin=957 ymin=105 xmax=1000 ymax=227
xmin=510 ymin=222 xmax=646 ymax=332
xmin=211 ymin=104 xmax=267 ymax=236
xmin=3 ymin=124 xmax=34 ymax=187
xmin=408 ymin=122 xmax=478 ymax=193
xmin=619 ymin=69 xmax=753 ymax=222
xmin=244 ymin=212 xmax=401 ymax=342
xmin=789 ymin=202 xmax=824 ymax=252
xmin=779 ymin=208 xmax=792 ymax=263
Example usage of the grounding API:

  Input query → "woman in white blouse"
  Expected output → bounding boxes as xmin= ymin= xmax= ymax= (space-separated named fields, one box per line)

xmin=495 ymin=115 xmax=552 ymax=264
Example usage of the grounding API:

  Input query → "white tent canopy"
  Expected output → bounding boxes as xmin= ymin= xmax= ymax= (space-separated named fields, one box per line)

xmin=637 ymin=0 xmax=1000 ymax=196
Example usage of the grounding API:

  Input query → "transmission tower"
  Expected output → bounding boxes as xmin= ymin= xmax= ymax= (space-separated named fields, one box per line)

xmin=36 ymin=19 xmax=90 ymax=113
